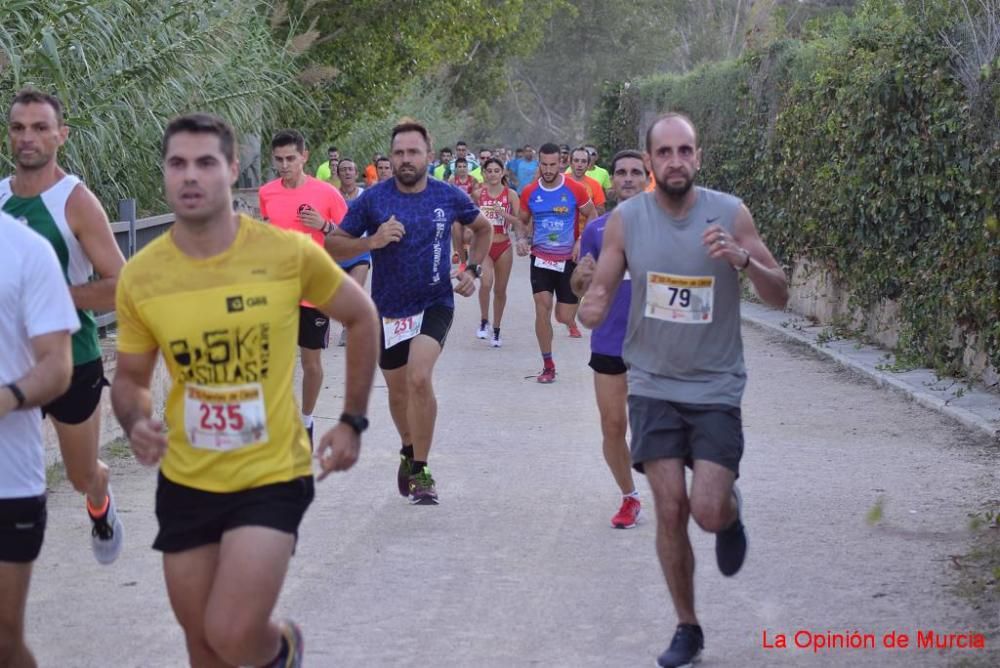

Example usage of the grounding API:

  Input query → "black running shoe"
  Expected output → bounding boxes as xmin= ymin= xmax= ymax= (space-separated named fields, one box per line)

xmin=657 ymin=624 xmax=704 ymax=667
xmin=715 ymin=485 xmax=748 ymax=576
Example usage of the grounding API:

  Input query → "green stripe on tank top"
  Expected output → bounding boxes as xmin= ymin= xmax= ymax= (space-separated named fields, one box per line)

xmin=3 ymin=194 xmax=102 ymax=365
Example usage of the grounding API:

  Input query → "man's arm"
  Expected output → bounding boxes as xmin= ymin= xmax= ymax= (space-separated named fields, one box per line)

xmin=324 ymin=228 xmax=374 ymax=259
xmin=731 ymin=204 xmax=788 ymax=308
xmin=315 ymin=280 xmax=378 ymax=418
xmin=0 ymin=331 xmax=73 ymax=420
xmin=111 ymin=349 xmax=167 ymax=466
xmin=67 ymin=186 xmax=126 ymax=311
xmin=578 ymin=211 xmax=627 ymax=329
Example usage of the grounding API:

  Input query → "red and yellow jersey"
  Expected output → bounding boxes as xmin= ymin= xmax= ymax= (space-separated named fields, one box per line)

xmin=115 ymin=216 xmax=345 ymax=492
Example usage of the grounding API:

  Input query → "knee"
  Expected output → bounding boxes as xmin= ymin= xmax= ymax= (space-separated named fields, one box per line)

xmin=407 ymin=370 xmax=433 ymax=397
xmin=204 ymin=615 xmax=259 ymax=666
xmin=600 ymin=413 xmax=628 ymax=441
xmin=654 ymin=495 xmax=690 ymax=532
xmin=690 ymin=495 xmax=733 ymax=533
xmin=301 ymin=356 xmax=323 ymax=376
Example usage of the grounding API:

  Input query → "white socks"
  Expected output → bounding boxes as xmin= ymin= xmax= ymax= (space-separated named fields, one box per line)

xmin=301 ymin=413 xmax=313 ymax=428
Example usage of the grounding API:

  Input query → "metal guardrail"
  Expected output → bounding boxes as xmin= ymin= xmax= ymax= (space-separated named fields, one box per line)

xmin=95 ymin=199 xmax=175 ymax=331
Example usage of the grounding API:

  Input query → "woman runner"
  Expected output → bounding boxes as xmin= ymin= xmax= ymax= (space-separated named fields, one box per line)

xmin=475 ymin=158 xmax=519 ymax=346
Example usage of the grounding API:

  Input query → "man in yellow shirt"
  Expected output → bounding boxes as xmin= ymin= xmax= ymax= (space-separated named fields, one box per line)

xmin=111 ymin=113 xmax=378 ymax=668
xmin=314 ymin=145 xmax=339 ymax=185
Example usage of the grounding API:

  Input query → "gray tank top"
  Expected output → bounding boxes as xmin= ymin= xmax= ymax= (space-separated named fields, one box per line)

xmin=619 ymin=187 xmax=746 ymax=406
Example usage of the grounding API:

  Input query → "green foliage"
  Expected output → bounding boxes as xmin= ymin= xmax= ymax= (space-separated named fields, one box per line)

xmin=592 ymin=0 xmax=1000 ymax=375
xmin=0 ymin=0 xmax=304 ymax=212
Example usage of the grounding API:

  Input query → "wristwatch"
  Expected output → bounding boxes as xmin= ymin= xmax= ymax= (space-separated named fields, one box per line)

xmin=339 ymin=412 xmax=369 ymax=435
xmin=465 ymin=263 xmax=482 ymax=279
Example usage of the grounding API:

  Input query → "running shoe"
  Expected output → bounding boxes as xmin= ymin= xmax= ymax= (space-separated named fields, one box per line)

xmin=270 ymin=620 xmax=304 ymax=668
xmin=491 ymin=333 xmax=502 ymax=348
xmin=408 ymin=466 xmax=439 ymax=505
xmin=657 ymin=624 xmax=704 ymax=668
xmin=611 ymin=496 xmax=641 ymax=529
xmin=536 ymin=366 xmax=556 ymax=384
xmin=477 ymin=321 xmax=490 ymax=339
xmin=715 ymin=485 xmax=747 ymax=576
xmin=397 ymin=452 xmax=412 ymax=497
xmin=567 ymin=324 xmax=583 ymax=338
xmin=89 ymin=487 xmax=124 ymax=565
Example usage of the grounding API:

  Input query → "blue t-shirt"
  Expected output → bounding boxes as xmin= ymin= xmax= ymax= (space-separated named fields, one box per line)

xmin=340 ymin=179 xmax=480 ymax=317
xmin=515 ymin=159 xmax=538 ymax=192
xmin=579 ymin=213 xmax=630 ymax=358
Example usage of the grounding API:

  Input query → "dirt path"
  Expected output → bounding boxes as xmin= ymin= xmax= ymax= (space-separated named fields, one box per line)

xmin=26 ymin=259 xmax=999 ymax=667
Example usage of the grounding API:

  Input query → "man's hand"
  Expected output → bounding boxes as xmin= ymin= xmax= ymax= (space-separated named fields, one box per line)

xmin=297 ymin=206 xmax=326 ymax=231
xmin=370 ymin=215 xmax=405 ymax=249
xmin=516 ymin=238 xmax=530 ymax=257
xmin=572 ymin=239 xmax=581 ymax=263
xmin=453 ymin=268 xmax=476 ymax=297
xmin=572 ymin=253 xmax=596 ymax=296
xmin=315 ymin=422 xmax=361 ymax=480
xmin=702 ymin=224 xmax=746 ymax=268
xmin=128 ymin=417 xmax=168 ymax=466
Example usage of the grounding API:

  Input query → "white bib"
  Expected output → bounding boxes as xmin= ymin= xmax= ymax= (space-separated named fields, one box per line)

xmin=644 ymin=272 xmax=714 ymax=324
xmin=383 ymin=311 xmax=424 ymax=348
xmin=534 ymin=256 xmax=566 ymax=273
xmin=183 ymin=382 xmax=268 ymax=451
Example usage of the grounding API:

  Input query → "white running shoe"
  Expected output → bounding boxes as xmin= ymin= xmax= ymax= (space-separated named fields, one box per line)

xmin=491 ymin=334 xmax=502 ymax=348
xmin=89 ymin=487 xmax=124 ymax=565
xmin=476 ymin=322 xmax=490 ymax=339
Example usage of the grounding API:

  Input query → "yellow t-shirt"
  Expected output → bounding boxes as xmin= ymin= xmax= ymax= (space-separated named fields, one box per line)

xmin=115 ymin=215 xmax=345 ymax=492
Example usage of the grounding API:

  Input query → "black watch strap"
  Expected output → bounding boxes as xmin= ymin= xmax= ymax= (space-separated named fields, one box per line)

xmin=465 ymin=263 xmax=482 ymax=278
xmin=6 ymin=383 xmax=26 ymax=408
xmin=339 ymin=412 xmax=369 ymax=435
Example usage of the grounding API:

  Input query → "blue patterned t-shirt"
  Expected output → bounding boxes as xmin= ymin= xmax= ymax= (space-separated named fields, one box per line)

xmin=340 ymin=178 xmax=480 ymax=317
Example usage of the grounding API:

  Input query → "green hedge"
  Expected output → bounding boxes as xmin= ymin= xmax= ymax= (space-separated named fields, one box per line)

xmin=593 ymin=0 xmax=1000 ymax=377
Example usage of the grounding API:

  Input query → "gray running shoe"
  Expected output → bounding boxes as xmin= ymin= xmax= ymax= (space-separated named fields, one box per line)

xmin=715 ymin=485 xmax=747 ymax=576
xmin=89 ymin=487 xmax=123 ymax=565
xmin=657 ymin=624 xmax=704 ymax=667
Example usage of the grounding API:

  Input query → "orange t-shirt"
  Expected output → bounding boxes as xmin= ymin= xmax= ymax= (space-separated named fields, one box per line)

xmin=364 ymin=164 xmax=378 ymax=186
xmin=568 ymin=173 xmax=605 ymax=235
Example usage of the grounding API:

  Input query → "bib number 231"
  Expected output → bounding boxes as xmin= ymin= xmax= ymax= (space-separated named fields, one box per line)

xmin=383 ymin=311 xmax=424 ymax=348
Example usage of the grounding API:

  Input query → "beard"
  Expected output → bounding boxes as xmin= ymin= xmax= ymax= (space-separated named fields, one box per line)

xmin=14 ymin=150 xmax=54 ymax=171
xmin=654 ymin=172 xmax=695 ymax=198
xmin=395 ymin=163 xmax=427 ymax=186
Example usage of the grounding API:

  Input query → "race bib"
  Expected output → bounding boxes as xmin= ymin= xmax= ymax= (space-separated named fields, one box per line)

xmin=383 ymin=311 xmax=424 ymax=348
xmin=534 ymin=256 xmax=566 ymax=273
xmin=645 ymin=272 xmax=714 ymax=324
xmin=184 ymin=383 xmax=268 ymax=451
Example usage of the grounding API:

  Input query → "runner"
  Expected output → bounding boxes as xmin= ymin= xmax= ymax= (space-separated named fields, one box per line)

xmin=1 ymin=89 xmax=126 ymax=564
xmin=112 ymin=112 xmax=379 ymax=667
xmin=571 ymin=150 xmax=647 ymax=528
xmin=432 ymin=147 xmax=454 ymax=181
xmin=578 ymin=113 xmax=789 ymax=667
xmin=335 ymin=158 xmax=371 ymax=347
xmin=448 ymin=156 xmax=478 ymax=198
xmin=475 ymin=158 xmax=520 ymax=346
xmin=452 ymin=140 xmax=479 ymax=172
xmin=376 ymin=156 xmax=393 ymax=182
xmin=513 ymin=144 xmax=538 ymax=193
xmin=568 ymin=146 xmax=607 ymax=216
xmin=0 ymin=210 xmax=78 ymax=668
xmin=514 ymin=142 xmax=597 ymax=383
xmin=315 ymin=146 xmax=339 ymax=185
xmin=325 ymin=119 xmax=493 ymax=504
xmin=364 ymin=153 xmax=380 ymax=186
xmin=558 ymin=144 xmax=572 ymax=171
xmin=584 ymin=144 xmax=612 ymax=194
xmin=258 ymin=129 xmax=349 ymax=444
xmin=449 ymin=156 xmax=480 ymax=268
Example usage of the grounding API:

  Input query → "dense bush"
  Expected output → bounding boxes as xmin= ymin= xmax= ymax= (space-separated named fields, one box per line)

xmin=592 ymin=0 xmax=1000 ymax=377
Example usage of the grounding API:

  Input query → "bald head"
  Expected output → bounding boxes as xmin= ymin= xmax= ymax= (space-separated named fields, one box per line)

xmin=645 ymin=112 xmax=698 ymax=154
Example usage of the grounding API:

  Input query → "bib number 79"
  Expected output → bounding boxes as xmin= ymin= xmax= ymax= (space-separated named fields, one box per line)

xmin=666 ymin=287 xmax=691 ymax=308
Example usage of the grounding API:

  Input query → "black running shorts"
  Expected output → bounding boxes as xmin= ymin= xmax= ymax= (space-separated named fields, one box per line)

xmin=0 ymin=495 xmax=47 ymax=563
xmin=43 ymin=358 xmax=108 ymax=425
xmin=529 ymin=255 xmax=578 ymax=305
xmin=298 ymin=305 xmax=331 ymax=350
xmin=628 ymin=395 xmax=744 ymax=477
xmin=379 ymin=304 xmax=454 ymax=371
xmin=153 ymin=473 xmax=315 ymax=553
xmin=589 ymin=353 xmax=627 ymax=376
